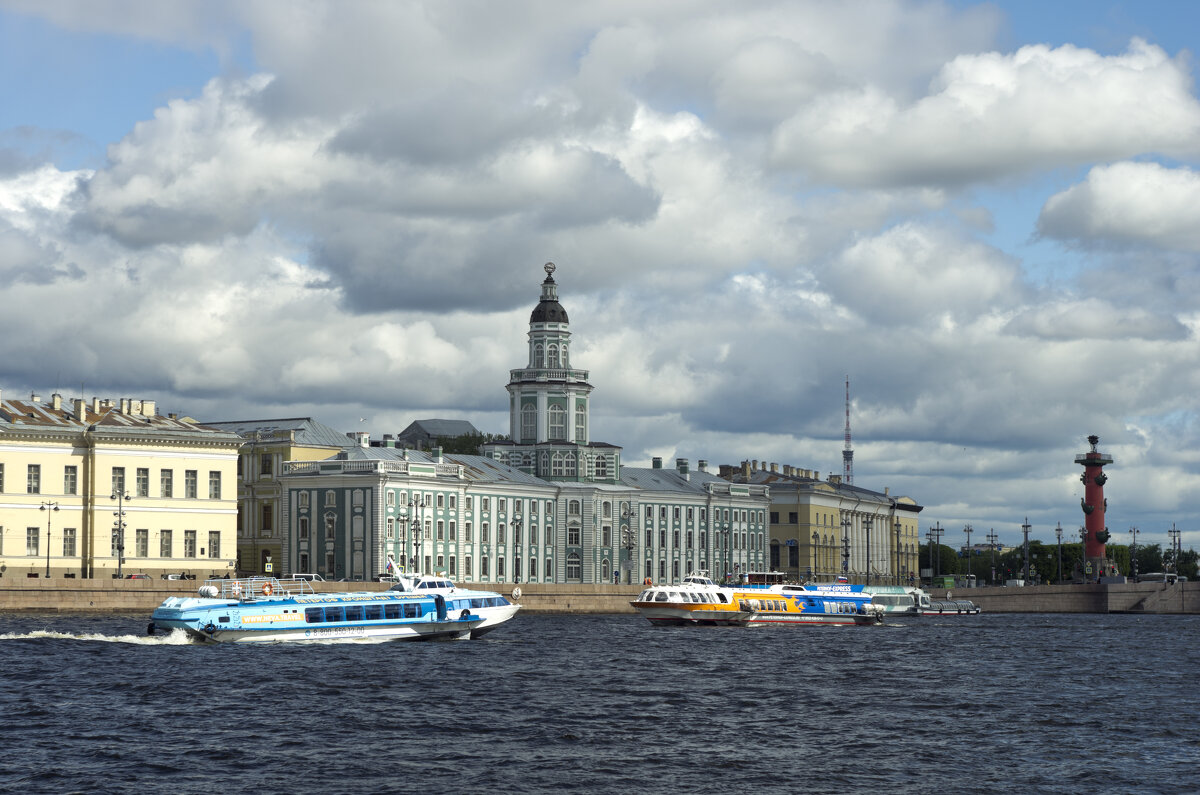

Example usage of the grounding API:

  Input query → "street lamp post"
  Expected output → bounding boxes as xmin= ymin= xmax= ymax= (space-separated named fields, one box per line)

xmin=894 ymin=519 xmax=902 ymax=585
xmin=621 ymin=506 xmax=637 ymax=584
xmin=1079 ymin=526 xmax=1087 ymax=581
xmin=841 ymin=513 xmax=852 ymax=581
xmin=1021 ymin=518 xmax=1031 ymax=584
xmin=963 ymin=524 xmax=973 ymax=584
xmin=928 ymin=521 xmax=944 ymax=586
xmin=40 ymin=501 xmax=59 ymax=578
xmin=1168 ymin=523 xmax=1181 ymax=576
xmin=408 ymin=495 xmax=425 ymax=575
xmin=111 ymin=491 xmax=131 ymax=579
xmin=511 ymin=514 xmax=523 ymax=583
xmin=812 ymin=531 xmax=820 ymax=581
xmin=1056 ymin=523 xmax=1063 ymax=583
xmin=1128 ymin=526 xmax=1139 ymax=581
xmin=986 ymin=528 xmax=998 ymax=585
xmin=863 ymin=514 xmax=873 ymax=586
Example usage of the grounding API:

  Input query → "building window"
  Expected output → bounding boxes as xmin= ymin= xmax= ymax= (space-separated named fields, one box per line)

xmin=548 ymin=344 xmax=559 ymax=368
xmin=133 ymin=468 xmax=148 ymax=498
xmin=63 ymin=527 xmax=77 ymax=557
xmin=521 ymin=403 xmax=536 ymax=440
xmin=450 ymin=520 xmax=457 ymax=541
xmin=465 ymin=496 xmax=473 ymax=511
xmin=575 ymin=412 xmax=586 ymax=443
xmin=209 ymin=472 xmax=221 ymax=500
xmin=136 ymin=529 xmax=148 ymax=557
xmin=544 ymin=557 xmax=553 ymax=580
xmin=109 ymin=466 xmax=123 ymax=496
xmin=64 ymin=465 xmax=78 ymax=495
xmin=568 ymin=525 xmax=580 ymax=546
xmin=438 ymin=493 xmax=446 ymax=509
xmin=659 ymin=560 xmax=666 ymax=581
xmin=437 ymin=520 xmax=445 ymax=541
xmin=465 ymin=556 xmax=473 ymax=577
xmin=260 ymin=453 xmax=273 ymax=476
xmin=299 ymin=516 xmax=309 ymax=539
xmin=185 ymin=471 xmax=198 ymax=499
xmin=602 ymin=525 xmax=611 ymax=546
xmin=482 ymin=522 xmax=490 ymax=544
xmin=551 ymin=453 xmax=564 ymax=477
xmin=482 ymin=557 xmax=490 ymax=578
xmin=498 ymin=523 xmax=506 ymax=544
xmin=595 ymin=456 xmax=607 ymax=479
xmin=262 ymin=504 xmax=273 ymax=533
xmin=465 ymin=521 xmax=473 ymax=542
xmin=564 ymin=455 xmax=576 ymax=477
xmin=0 ymin=463 xmax=4 ymax=492
xmin=482 ymin=497 xmax=490 ymax=512
xmin=386 ymin=491 xmax=396 ymax=506
xmin=184 ymin=530 xmax=196 ymax=558
xmin=549 ymin=405 xmax=566 ymax=440
xmin=26 ymin=464 xmax=41 ymax=494
xmin=687 ymin=530 xmax=694 ymax=549
xmin=208 ymin=532 xmax=220 ymax=558
xmin=673 ymin=507 xmax=680 ymax=520
xmin=27 ymin=527 xmax=39 ymax=556
xmin=569 ymin=500 xmax=581 ymax=516
xmin=324 ymin=490 xmax=336 ymax=507
xmin=544 ymin=526 xmax=553 ymax=546
xmin=161 ymin=470 xmax=173 ymax=498
xmin=160 ymin=529 xmax=172 ymax=558
xmin=566 ymin=552 xmax=581 ymax=580
xmin=386 ymin=518 xmax=395 ymax=540
xmin=449 ymin=556 xmax=456 ymax=577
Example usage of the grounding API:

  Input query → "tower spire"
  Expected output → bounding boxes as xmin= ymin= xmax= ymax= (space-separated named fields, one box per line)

xmin=842 ymin=375 xmax=853 ymax=485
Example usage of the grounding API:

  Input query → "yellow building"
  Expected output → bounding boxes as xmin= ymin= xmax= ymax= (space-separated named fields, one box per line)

xmin=0 ymin=393 xmax=241 ymax=579
xmin=204 ymin=418 xmax=355 ymax=576
xmin=721 ymin=460 xmax=922 ymax=584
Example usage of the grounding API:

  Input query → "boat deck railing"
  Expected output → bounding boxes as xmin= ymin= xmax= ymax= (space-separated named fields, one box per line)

xmin=203 ymin=577 xmax=314 ymax=601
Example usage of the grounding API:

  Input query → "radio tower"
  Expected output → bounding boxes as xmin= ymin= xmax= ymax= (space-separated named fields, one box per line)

xmin=843 ymin=375 xmax=854 ymax=485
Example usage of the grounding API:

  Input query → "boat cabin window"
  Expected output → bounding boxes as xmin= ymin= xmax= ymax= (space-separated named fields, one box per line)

xmin=305 ymin=607 xmax=325 ymax=623
xmin=364 ymin=604 xmax=383 ymax=620
xmin=325 ymin=606 xmax=346 ymax=622
xmin=385 ymin=603 xmax=402 ymax=620
xmin=344 ymin=605 xmax=364 ymax=622
xmin=654 ymin=591 xmax=669 ymax=602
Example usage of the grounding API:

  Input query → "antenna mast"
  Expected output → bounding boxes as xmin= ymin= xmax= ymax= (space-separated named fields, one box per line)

xmin=842 ymin=375 xmax=854 ymax=485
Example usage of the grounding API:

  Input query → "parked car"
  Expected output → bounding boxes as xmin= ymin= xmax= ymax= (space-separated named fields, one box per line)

xmin=289 ymin=573 xmax=325 ymax=582
xmin=160 ymin=573 xmax=184 ymax=580
xmin=125 ymin=573 xmax=151 ymax=580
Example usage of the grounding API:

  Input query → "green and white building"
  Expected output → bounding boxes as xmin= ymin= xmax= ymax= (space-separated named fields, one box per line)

xmin=275 ymin=263 xmax=771 ymax=584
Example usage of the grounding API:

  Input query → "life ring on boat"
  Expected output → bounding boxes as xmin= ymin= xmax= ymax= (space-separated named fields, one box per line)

xmin=261 ymin=582 xmax=274 ymax=596
xmin=204 ymin=623 xmax=216 ymax=634
xmin=460 ymin=609 xmax=471 ymax=619
xmin=231 ymin=582 xmax=242 ymax=596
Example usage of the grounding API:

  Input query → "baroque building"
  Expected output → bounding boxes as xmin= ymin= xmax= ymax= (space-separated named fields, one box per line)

xmin=0 ymin=393 xmax=241 ymax=579
xmin=272 ymin=264 xmax=771 ymax=585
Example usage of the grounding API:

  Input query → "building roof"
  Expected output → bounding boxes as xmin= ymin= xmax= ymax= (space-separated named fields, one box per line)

xmin=0 ymin=396 xmax=241 ymax=444
xmin=334 ymin=445 xmax=553 ymax=487
xmin=397 ymin=419 xmax=480 ymax=440
xmin=529 ymin=273 xmax=569 ymax=324
xmin=205 ymin=417 xmax=355 ymax=449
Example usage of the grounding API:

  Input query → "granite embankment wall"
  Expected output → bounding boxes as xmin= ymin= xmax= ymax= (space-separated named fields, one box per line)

xmin=0 ymin=578 xmax=1196 ymax=614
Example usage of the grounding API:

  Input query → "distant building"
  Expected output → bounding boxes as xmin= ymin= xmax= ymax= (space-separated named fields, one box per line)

xmin=204 ymin=417 xmax=356 ymax=576
xmin=394 ymin=419 xmax=481 ymax=450
xmin=720 ymin=460 xmax=922 ymax=584
xmin=0 ymin=393 xmax=241 ymax=579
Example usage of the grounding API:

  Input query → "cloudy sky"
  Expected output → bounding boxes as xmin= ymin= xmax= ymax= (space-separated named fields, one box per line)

xmin=3 ymin=1 xmax=1199 ymax=550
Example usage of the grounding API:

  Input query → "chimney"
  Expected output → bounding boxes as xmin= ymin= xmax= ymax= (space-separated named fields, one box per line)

xmin=652 ymin=457 xmax=662 ymax=469
xmin=884 ymin=487 xmax=890 ymax=496
xmin=432 ymin=446 xmax=443 ymax=462
xmin=142 ymin=400 xmax=156 ymax=417
xmin=31 ymin=393 xmax=41 ymax=403
xmin=93 ymin=397 xmax=101 ymax=412
xmin=719 ymin=464 xmax=734 ymax=478
xmin=51 ymin=393 xmax=62 ymax=411
xmin=168 ymin=413 xmax=178 ymax=420
xmin=770 ymin=462 xmax=778 ymax=473
xmin=676 ymin=458 xmax=689 ymax=478
xmin=120 ymin=398 xmax=131 ymax=414
xmin=830 ymin=474 xmax=841 ymax=485
xmin=752 ymin=459 xmax=758 ymax=470
xmin=72 ymin=398 xmax=86 ymax=419
xmin=741 ymin=460 xmax=751 ymax=478
xmin=697 ymin=459 xmax=708 ymax=472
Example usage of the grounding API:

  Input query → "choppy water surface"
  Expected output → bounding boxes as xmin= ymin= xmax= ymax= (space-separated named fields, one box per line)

xmin=0 ymin=612 xmax=1196 ymax=794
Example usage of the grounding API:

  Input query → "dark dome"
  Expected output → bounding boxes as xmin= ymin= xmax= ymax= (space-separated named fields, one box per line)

xmin=530 ymin=275 xmax=569 ymax=323
xmin=530 ymin=300 xmax=569 ymax=324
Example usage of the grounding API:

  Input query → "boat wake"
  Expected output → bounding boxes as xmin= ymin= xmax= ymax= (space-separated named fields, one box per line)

xmin=0 ymin=627 xmax=194 ymax=645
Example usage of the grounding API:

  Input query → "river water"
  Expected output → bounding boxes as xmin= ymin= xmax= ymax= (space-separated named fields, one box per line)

xmin=0 ymin=611 xmax=1195 ymax=794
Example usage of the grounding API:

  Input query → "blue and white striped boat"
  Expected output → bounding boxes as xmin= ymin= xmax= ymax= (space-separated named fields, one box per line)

xmin=149 ymin=577 xmax=519 ymax=643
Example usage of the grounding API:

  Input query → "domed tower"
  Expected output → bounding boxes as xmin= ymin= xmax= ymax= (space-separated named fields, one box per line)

xmin=1075 ymin=434 xmax=1113 ymax=581
xmin=482 ymin=263 xmax=620 ymax=481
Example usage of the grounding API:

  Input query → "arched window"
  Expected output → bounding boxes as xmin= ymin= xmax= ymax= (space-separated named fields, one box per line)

xmin=564 ymin=454 xmax=576 ymax=477
xmin=544 ymin=556 xmax=553 ymax=580
xmin=534 ymin=343 xmax=545 ymax=368
xmin=575 ymin=411 xmax=586 ymax=444
xmin=551 ymin=453 xmax=565 ymax=477
xmin=548 ymin=344 xmax=560 ymax=368
xmin=602 ymin=558 xmax=611 ymax=582
xmin=568 ymin=500 xmax=581 ymax=515
xmin=566 ymin=552 xmax=581 ymax=580
xmin=548 ymin=405 xmax=566 ymax=440
xmin=521 ymin=403 xmax=536 ymax=441
xmin=644 ymin=560 xmax=653 ymax=581
xmin=529 ymin=558 xmax=537 ymax=581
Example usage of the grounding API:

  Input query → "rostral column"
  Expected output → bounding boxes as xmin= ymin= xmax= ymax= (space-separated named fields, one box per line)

xmin=1075 ymin=435 xmax=1113 ymax=580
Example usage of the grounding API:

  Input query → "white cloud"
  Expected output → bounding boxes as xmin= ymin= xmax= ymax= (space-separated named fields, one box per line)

xmin=771 ymin=39 xmax=1200 ymax=187
xmin=1038 ymin=161 xmax=1200 ymax=251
